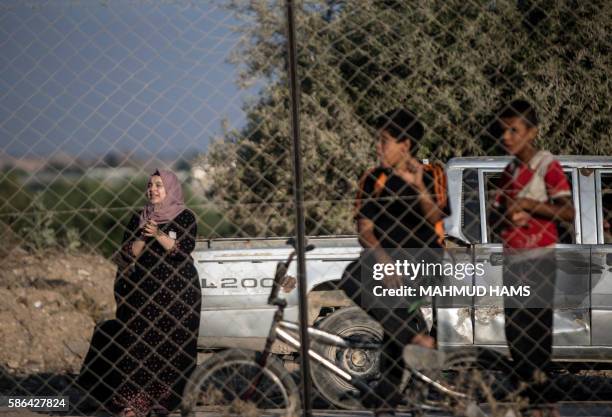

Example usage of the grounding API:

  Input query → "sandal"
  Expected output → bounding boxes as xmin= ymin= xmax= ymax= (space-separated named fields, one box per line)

xmin=118 ymin=407 xmax=138 ymax=417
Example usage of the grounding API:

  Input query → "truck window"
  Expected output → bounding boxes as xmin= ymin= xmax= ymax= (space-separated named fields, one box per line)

xmin=601 ymin=173 xmax=612 ymax=244
xmin=483 ymin=170 xmax=575 ymax=244
xmin=484 ymin=172 xmax=503 ymax=243
xmin=461 ymin=168 xmax=481 ymax=243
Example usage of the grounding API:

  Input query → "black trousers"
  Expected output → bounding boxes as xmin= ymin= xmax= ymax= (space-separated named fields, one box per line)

xmin=339 ymin=258 xmax=428 ymax=409
xmin=504 ymin=307 xmax=554 ymax=404
xmin=503 ymin=251 xmax=556 ymax=405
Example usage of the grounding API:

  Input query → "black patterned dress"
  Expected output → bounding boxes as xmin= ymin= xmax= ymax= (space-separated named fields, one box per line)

xmin=111 ymin=209 xmax=201 ymax=414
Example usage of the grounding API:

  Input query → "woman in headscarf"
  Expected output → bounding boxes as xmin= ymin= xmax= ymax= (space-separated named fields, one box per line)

xmin=110 ymin=169 xmax=201 ymax=417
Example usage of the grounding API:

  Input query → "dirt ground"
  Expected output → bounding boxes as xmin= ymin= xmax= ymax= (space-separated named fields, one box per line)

xmin=0 ymin=247 xmax=116 ymax=375
xmin=2 ymin=247 xmax=612 ymax=415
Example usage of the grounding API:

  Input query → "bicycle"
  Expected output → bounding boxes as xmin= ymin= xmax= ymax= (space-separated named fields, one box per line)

xmin=180 ymin=238 xmax=510 ymax=417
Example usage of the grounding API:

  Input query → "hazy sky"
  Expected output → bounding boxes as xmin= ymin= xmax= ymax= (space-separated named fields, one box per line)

xmin=0 ymin=0 xmax=259 ymax=162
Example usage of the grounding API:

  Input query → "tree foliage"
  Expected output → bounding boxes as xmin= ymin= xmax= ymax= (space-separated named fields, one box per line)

xmin=202 ymin=0 xmax=611 ymax=237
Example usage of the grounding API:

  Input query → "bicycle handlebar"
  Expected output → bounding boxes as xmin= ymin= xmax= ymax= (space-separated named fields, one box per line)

xmin=267 ymin=261 xmax=289 ymax=305
xmin=267 ymin=238 xmax=314 ymax=306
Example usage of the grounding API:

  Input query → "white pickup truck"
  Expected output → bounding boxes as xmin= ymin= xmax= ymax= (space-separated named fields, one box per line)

xmin=193 ymin=156 xmax=612 ymax=408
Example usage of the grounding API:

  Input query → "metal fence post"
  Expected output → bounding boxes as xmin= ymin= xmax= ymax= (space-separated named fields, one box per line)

xmin=285 ymin=1 xmax=313 ymax=416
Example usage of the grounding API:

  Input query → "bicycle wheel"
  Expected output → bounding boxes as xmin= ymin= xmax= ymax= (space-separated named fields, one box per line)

xmin=310 ymin=306 xmax=383 ymax=410
xmin=181 ymin=349 xmax=301 ymax=417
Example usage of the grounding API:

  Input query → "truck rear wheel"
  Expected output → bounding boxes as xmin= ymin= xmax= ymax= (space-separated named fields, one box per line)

xmin=310 ymin=306 xmax=383 ymax=409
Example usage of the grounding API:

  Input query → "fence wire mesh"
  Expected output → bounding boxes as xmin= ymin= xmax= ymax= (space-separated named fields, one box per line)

xmin=1 ymin=0 xmax=611 ymax=417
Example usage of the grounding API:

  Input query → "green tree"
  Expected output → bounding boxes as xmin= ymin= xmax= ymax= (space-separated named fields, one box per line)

xmin=203 ymin=0 xmax=611 ymax=237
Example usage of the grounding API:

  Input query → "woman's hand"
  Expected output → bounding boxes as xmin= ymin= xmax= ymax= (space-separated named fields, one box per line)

xmin=142 ymin=220 xmax=161 ymax=238
xmin=142 ymin=219 xmax=177 ymax=252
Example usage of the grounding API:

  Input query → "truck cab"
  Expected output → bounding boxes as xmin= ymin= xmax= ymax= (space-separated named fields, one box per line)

xmin=442 ymin=156 xmax=612 ymax=361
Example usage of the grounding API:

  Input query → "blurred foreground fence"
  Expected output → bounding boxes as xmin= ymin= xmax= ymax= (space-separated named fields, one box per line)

xmin=1 ymin=1 xmax=611 ymax=416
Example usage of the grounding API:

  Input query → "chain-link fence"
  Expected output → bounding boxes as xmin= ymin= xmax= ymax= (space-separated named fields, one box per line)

xmin=1 ymin=0 xmax=611 ymax=416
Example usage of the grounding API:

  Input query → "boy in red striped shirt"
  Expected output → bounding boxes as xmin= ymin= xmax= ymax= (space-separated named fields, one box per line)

xmin=492 ymin=100 xmax=574 ymax=416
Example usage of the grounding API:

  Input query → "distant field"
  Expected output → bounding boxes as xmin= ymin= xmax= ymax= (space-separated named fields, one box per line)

xmin=0 ymin=169 xmax=235 ymax=256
